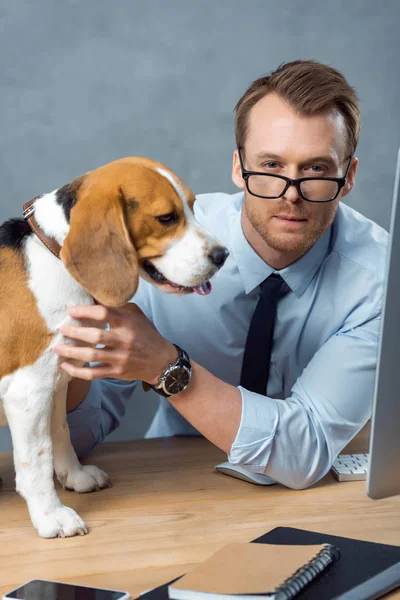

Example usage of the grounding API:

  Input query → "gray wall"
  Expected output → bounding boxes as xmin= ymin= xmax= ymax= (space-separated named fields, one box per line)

xmin=0 ymin=0 xmax=399 ymax=450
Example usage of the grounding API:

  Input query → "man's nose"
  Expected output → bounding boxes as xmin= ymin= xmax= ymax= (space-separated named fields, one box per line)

xmin=282 ymin=181 xmax=302 ymax=203
xmin=208 ymin=246 xmax=229 ymax=268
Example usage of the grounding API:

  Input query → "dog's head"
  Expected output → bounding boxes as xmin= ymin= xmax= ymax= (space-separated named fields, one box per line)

xmin=60 ymin=157 xmax=229 ymax=306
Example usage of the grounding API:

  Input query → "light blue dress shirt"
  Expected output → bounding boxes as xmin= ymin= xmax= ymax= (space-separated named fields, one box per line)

xmin=68 ymin=191 xmax=388 ymax=489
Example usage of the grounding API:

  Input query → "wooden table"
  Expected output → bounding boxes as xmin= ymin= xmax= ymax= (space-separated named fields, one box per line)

xmin=1 ymin=428 xmax=400 ymax=599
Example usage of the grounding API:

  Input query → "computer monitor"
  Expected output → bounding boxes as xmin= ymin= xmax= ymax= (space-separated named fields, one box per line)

xmin=367 ymin=147 xmax=400 ymax=499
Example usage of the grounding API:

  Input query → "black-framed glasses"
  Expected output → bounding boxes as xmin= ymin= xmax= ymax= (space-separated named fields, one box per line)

xmin=238 ymin=147 xmax=353 ymax=203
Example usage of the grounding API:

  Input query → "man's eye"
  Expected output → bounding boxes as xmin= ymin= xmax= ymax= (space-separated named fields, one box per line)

xmin=310 ymin=165 xmax=325 ymax=173
xmin=156 ymin=212 xmax=178 ymax=225
xmin=264 ymin=161 xmax=279 ymax=169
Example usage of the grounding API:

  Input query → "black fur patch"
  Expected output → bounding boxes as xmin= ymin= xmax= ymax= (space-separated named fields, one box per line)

xmin=0 ymin=218 xmax=33 ymax=251
xmin=56 ymin=177 xmax=83 ymax=222
xmin=126 ymin=198 xmax=139 ymax=211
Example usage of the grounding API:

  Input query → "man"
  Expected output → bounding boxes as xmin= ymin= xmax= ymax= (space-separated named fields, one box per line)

xmin=53 ymin=59 xmax=388 ymax=490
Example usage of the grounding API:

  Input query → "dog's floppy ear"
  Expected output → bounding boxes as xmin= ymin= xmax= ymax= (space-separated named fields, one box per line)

xmin=60 ymin=185 xmax=139 ymax=307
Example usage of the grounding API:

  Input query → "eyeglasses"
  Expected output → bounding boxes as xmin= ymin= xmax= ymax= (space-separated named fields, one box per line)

xmin=238 ymin=148 xmax=353 ymax=203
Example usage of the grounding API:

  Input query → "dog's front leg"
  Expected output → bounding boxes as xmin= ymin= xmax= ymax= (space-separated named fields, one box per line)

xmin=3 ymin=383 xmax=87 ymax=538
xmin=52 ymin=383 xmax=111 ymax=492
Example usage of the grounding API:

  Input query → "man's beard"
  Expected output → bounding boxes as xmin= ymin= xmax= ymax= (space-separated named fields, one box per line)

xmin=244 ymin=199 xmax=337 ymax=255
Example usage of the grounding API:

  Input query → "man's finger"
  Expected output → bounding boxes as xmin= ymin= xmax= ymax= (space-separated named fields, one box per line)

xmin=53 ymin=343 xmax=117 ymax=364
xmin=59 ymin=323 xmax=114 ymax=346
xmin=68 ymin=303 xmax=114 ymax=322
xmin=60 ymin=362 xmax=115 ymax=380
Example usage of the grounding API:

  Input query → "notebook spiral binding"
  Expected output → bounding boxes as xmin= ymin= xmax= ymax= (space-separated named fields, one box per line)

xmin=275 ymin=543 xmax=341 ymax=600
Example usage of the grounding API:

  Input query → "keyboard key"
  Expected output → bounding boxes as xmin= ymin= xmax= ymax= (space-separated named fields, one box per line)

xmin=331 ymin=452 xmax=369 ymax=481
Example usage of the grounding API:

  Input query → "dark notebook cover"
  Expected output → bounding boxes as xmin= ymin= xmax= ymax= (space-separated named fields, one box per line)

xmin=136 ymin=527 xmax=400 ymax=600
xmin=253 ymin=527 xmax=400 ymax=598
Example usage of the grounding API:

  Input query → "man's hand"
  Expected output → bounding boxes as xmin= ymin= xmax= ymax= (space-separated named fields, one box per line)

xmin=53 ymin=303 xmax=177 ymax=384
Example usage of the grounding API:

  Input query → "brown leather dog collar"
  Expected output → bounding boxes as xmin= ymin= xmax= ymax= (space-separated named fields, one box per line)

xmin=23 ymin=197 xmax=62 ymax=259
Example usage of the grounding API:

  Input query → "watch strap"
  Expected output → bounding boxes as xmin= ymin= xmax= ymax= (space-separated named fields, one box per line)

xmin=173 ymin=344 xmax=190 ymax=368
xmin=148 ymin=344 xmax=191 ymax=397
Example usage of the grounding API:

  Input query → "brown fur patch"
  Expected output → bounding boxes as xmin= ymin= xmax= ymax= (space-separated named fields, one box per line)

xmin=91 ymin=157 xmax=194 ymax=259
xmin=0 ymin=247 xmax=53 ymax=380
xmin=60 ymin=157 xmax=196 ymax=307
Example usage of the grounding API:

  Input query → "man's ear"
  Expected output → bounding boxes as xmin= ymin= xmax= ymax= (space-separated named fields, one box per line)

xmin=232 ymin=149 xmax=246 ymax=190
xmin=60 ymin=186 xmax=139 ymax=307
xmin=341 ymin=156 xmax=358 ymax=199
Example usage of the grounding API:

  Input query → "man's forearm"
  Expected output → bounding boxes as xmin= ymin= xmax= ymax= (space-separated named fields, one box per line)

xmin=66 ymin=377 xmax=92 ymax=412
xmin=167 ymin=361 xmax=242 ymax=453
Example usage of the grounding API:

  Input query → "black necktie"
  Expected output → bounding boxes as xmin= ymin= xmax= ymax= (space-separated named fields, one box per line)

xmin=240 ymin=274 xmax=288 ymax=395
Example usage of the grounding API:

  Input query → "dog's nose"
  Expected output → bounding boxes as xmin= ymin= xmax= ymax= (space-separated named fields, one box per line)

xmin=208 ymin=247 xmax=229 ymax=268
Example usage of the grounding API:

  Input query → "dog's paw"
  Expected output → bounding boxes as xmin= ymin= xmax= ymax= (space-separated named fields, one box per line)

xmin=59 ymin=464 xmax=112 ymax=493
xmin=36 ymin=506 xmax=88 ymax=538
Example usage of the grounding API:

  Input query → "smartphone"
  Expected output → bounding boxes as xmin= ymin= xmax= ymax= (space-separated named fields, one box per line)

xmin=3 ymin=579 xmax=130 ymax=600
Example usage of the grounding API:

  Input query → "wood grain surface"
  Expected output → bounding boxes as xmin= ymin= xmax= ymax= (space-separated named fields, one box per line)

xmin=1 ymin=422 xmax=399 ymax=599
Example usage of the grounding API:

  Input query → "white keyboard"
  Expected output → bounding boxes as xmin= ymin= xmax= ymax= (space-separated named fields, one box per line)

xmin=331 ymin=453 xmax=369 ymax=481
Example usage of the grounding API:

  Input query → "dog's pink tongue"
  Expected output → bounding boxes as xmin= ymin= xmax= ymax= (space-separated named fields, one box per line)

xmin=193 ymin=281 xmax=212 ymax=295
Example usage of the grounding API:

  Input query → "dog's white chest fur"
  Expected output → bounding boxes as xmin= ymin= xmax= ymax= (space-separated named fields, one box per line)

xmin=0 ymin=233 xmax=93 ymax=416
xmin=26 ymin=232 xmax=93 ymax=329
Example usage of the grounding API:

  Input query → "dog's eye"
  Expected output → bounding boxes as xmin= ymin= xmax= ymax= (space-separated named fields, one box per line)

xmin=156 ymin=212 xmax=178 ymax=225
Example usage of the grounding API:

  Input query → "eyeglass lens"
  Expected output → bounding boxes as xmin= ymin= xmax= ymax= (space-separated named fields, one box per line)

xmin=247 ymin=174 xmax=339 ymax=201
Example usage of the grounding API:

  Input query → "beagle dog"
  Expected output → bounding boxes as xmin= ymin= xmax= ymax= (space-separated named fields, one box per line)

xmin=0 ymin=156 xmax=228 ymax=538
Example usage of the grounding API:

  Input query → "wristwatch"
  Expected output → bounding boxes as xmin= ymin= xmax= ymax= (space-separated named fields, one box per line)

xmin=149 ymin=344 xmax=192 ymax=397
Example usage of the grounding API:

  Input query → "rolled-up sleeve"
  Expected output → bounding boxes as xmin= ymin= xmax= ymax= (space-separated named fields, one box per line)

xmin=68 ymin=378 xmax=139 ymax=460
xmin=229 ymin=314 xmax=380 ymax=489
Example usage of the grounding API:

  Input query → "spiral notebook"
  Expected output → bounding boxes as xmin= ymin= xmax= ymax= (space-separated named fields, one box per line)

xmin=167 ymin=542 xmax=340 ymax=600
xmin=138 ymin=527 xmax=400 ymax=600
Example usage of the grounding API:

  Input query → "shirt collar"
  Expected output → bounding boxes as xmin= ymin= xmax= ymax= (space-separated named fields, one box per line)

xmin=229 ymin=194 xmax=332 ymax=298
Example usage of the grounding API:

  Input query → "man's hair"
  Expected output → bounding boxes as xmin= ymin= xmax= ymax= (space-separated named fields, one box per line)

xmin=235 ymin=59 xmax=360 ymax=157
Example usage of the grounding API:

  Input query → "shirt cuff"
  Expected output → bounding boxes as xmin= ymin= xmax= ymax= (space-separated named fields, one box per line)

xmin=228 ymin=386 xmax=280 ymax=474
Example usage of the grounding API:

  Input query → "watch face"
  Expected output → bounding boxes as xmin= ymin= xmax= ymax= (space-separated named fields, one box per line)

xmin=164 ymin=366 xmax=191 ymax=395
